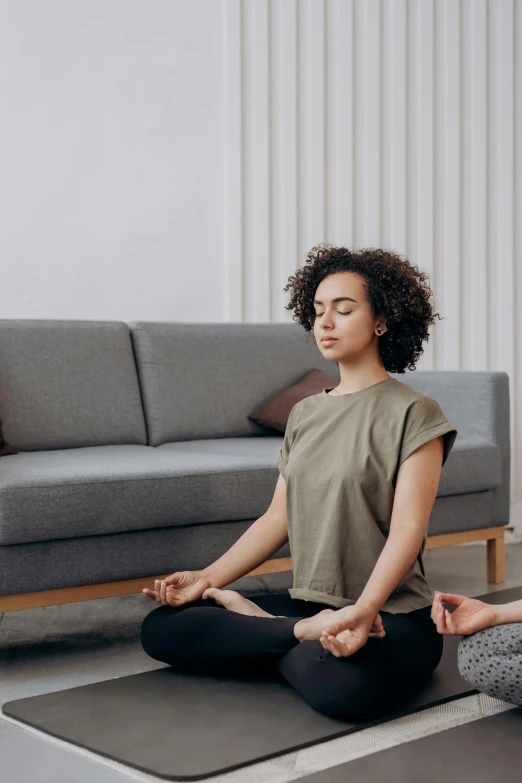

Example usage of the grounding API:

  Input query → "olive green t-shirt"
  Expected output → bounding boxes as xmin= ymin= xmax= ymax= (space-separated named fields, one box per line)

xmin=276 ymin=377 xmax=458 ymax=614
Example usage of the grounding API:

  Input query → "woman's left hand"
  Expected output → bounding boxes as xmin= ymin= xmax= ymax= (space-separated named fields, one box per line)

xmin=319 ymin=605 xmax=382 ymax=657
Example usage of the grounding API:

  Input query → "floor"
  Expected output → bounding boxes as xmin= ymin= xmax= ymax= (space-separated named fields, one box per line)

xmin=1 ymin=540 xmax=521 ymax=783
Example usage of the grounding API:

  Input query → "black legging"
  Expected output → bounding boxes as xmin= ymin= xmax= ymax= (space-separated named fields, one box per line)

xmin=140 ymin=592 xmax=443 ymax=723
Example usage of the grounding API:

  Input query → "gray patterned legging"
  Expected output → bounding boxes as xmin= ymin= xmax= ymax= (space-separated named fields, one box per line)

xmin=458 ymin=622 xmax=522 ymax=706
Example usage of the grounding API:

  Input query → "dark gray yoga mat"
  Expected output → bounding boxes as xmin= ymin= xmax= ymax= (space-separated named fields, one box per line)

xmin=3 ymin=585 xmax=522 ymax=781
xmin=301 ymin=706 xmax=522 ymax=783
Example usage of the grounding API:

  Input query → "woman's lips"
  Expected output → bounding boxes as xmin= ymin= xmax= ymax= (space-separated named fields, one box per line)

xmin=321 ymin=338 xmax=338 ymax=346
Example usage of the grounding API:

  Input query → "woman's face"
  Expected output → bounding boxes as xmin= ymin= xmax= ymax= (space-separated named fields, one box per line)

xmin=312 ymin=271 xmax=384 ymax=361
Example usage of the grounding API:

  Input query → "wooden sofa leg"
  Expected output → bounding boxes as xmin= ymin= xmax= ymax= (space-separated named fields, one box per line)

xmin=487 ymin=531 xmax=505 ymax=584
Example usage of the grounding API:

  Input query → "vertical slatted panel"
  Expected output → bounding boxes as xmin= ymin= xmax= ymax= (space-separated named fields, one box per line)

xmin=224 ymin=0 xmax=521 ymax=510
xmin=408 ymin=0 xmax=435 ymax=368
xmin=326 ymin=0 xmax=354 ymax=246
xmin=435 ymin=0 xmax=461 ymax=369
xmin=489 ymin=2 xmax=515 ymax=371
xmin=488 ymin=0 xmax=516 ymax=501
xmin=354 ymin=0 xmax=381 ymax=245
xmin=461 ymin=0 xmax=488 ymax=371
xmin=270 ymin=0 xmax=298 ymax=320
xmin=297 ymin=0 xmax=327 ymax=261
xmin=243 ymin=0 xmax=270 ymax=321
xmin=381 ymin=0 xmax=408 ymax=255
xmin=223 ymin=0 xmax=243 ymax=322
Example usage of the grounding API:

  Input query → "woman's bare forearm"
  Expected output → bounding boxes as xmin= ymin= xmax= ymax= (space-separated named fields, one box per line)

xmin=199 ymin=513 xmax=289 ymax=588
xmin=493 ymin=599 xmax=522 ymax=625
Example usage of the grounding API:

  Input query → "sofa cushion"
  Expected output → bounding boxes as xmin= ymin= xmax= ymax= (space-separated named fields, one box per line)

xmin=129 ymin=322 xmax=340 ymax=446
xmin=0 ymin=442 xmax=280 ymax=545
xmin=0 ymin=320 xmax=147 ymax=450
xmin=0 ymin=435 xmax=501 ymax=546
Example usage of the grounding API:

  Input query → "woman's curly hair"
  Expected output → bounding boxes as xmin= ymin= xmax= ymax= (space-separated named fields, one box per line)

xmin=282 ymin=244 xmax=443 ymax=374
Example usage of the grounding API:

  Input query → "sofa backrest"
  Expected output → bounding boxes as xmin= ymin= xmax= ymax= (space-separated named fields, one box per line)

xmin=0 ymin=320 xmax=147 ymax=450
xmin=128 ymin=321 xmax=340 ymax=445
xmin=128 ymin=322 xmax=510 ymax=526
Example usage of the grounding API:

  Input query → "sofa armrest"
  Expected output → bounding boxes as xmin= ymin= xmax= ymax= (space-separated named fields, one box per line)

xmin=398 ymin=371 xmax=510 ymax=527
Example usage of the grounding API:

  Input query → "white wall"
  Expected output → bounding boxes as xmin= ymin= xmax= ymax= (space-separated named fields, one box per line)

xmin=1 ymin=0 xmax=521 ymax=515
xmin=0 ymin=0 xmax=225 ymax=322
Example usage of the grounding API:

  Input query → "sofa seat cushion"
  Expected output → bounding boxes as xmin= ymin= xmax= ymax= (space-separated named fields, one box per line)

xmin=0 ymin=441 xmax=283 ymax=545
xmin=0 ymin=435 xmax=500 ymax=546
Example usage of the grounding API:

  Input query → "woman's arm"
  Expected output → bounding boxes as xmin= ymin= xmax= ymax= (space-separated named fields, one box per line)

xmin=355 ymin=435 xmax=445 ymax=615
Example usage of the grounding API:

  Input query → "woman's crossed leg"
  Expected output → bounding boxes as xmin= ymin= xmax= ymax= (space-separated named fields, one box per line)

xmin=140 ymin=592 xmax=442 ymax=722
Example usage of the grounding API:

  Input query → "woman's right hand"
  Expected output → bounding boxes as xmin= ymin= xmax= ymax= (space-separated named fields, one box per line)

xmin=431 ymin=591 xmax=498 ymax=636
xmin=142 ymin=570 xmax=213 ymax=607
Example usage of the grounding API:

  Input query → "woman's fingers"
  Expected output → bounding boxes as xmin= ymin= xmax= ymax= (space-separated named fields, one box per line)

xmin=166 ymin=584 xmax=184 ymax=606
xmin=321 ymin=634 xmax=342 ymax=657
xmin=142 ymin=580 xmax=179 ymax=604
xmin=431 ymin=596 xmax=438 ymax=624
xmin=159 ymin=580 xmax=167 ymax=604
xmin=434 ymin=596 xmax=445 ymax=633
xmin=439 ymin=599 xmax=448 ymax=633
xmin=433 ymin=594 xmax=448 ymax=634
xmin=445 ymin=608 xmax=457 ymax=634
xmin=437 ymin=591 xmax=465 ymax=607
xmin=155 ymin=580 xmax=167 ymax=604
xmin=142 ymin=582 xmax=162 ymax=601
xmin=368 ymin=622 xmax=386 ymax=638
xmin=367 ymin=616 xmax=385 ymax=638
xmin=166 ymin=586 xmax=180 ymax=605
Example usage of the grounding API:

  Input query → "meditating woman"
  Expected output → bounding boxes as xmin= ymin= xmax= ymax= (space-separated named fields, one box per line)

xmin=432 ymin=590 xmax=522 ymax=707
xmin=140 ymin=245 xmax=458 ymax=723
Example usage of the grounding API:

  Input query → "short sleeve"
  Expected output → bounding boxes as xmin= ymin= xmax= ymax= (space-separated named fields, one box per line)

xmin=399 ymin=396 xmax=458 ymax=468
xmin=276 ymin=404 xmax=299 ymax=477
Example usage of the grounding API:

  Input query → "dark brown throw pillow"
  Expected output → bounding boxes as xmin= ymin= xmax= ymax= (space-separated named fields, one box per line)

xmin=0 ymin=417 xmax=18 ymax=456
xmin=248 ymin=369 xmax=337 ymax=433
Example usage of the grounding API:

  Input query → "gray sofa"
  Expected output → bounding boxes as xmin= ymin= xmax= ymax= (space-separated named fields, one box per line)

xmin=0 ymin=319 xmax=510 ymax=613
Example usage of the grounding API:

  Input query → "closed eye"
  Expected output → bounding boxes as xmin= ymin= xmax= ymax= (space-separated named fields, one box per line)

xmin=315 ymin=311 xmax=352 ymax=317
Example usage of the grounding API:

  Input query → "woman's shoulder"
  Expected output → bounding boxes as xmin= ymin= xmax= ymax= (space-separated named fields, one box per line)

xmin=388 ymin=378 xmax=444 ymax=413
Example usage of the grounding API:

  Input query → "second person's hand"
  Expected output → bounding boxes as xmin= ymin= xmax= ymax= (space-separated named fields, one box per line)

xmin=431 ymin=591 xmax=498 ymax=636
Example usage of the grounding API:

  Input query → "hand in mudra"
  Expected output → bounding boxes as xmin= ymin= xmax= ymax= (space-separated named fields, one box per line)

xmin=431 ymin=591 xmax=498 ymax=636
xmin=142 ymin=570 xmax=212 ymax=607
xmin=318 ymin=605 xmax=386 ymax=657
